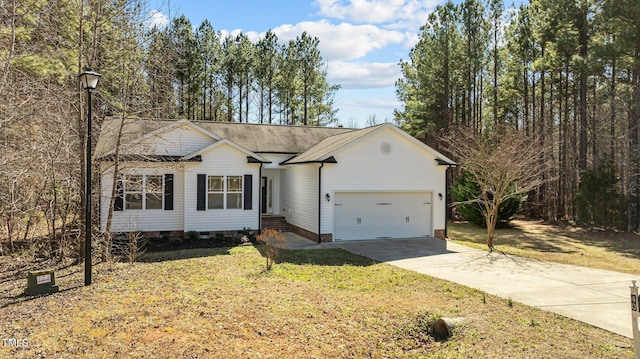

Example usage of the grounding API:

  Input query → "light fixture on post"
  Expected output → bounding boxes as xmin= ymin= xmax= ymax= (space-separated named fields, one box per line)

xmin=79 ymin=69 xmax=101 ymax=286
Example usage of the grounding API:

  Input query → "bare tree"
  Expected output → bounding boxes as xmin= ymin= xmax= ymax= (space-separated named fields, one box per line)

xmin=444 ymin=126 xmax=548 ymax=250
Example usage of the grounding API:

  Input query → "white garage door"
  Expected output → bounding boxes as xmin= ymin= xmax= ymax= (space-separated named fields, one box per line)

xmin=334 ymin=192 xmax=432 ymax=241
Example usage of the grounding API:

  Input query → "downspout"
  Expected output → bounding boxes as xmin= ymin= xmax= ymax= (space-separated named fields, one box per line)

xmin=317 ymin=162 xmax=324 ymax=243
xmin=258 ymin=162 xmax=263 ymax=235
xmin=445 ymin=165 xmax=450 ymax=238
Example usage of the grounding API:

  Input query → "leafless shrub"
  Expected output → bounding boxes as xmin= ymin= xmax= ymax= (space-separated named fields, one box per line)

xmin=442 ymin=125 xmax=549 ymax=250
xmin=110 ymin=232 xmax=148 ymax=264
xmin=256 ymin=228 xmax=286 ymax=270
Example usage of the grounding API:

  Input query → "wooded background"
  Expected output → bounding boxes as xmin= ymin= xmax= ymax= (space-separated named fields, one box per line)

xmin=2 ymin=0 xmax=639 ymax=261
xmin=0 ymin=0 xmax=339 ymax=259
xmin=396 ymin=0 xmax=640 ymax=233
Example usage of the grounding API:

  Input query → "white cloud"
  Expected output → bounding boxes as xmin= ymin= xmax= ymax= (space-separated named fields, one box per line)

xmin=335 ymin=92 xmax=400 ymax=128
xmin=316 ymin=0 xmax=407 ymax=23
xmin=146 ymin=10 xmax=169 ymax=30
xmin=342 ymin=97 xmax=400 ymax=110
xmin=272 ymin=20 xmax=405 ymax=61
xmin=403 ymin=31 xmax=420 ymax=50
xmin=220 ymin=29 xmax=250 ymax=39
xmin=314 ymin=0 xmax=438 ymax=31
xmin=328 ymin=61 xmax=401 ymax=89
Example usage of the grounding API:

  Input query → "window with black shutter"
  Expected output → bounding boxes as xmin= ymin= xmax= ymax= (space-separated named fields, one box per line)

xmin=114 ymin=179 xmax=124 ymax=211
xmin=197 ymin=174 xmax=206 ymax=211
xmin=244 ymin=175 xmax=252 ymax=210
xmin=164 ymin=174 xmax=174 ymax=210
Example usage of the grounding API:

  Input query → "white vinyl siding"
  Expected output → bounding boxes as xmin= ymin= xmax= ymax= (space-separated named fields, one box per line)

xmin=322 ymin=128 xmax=447 ymax=239
xmin=99 ymin=163 xmax=184 ymax=232
xmin=281 ymin=163 xmax=318 ymax=234
xmin=183 ymin=144 xmax=259 ymax=232
xmin=128 ymin=125 xmax=215 ymax=157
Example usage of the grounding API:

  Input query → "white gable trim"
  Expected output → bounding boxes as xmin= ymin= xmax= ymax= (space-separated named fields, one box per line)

xmin=130 ymin=119 xmax=222 ymax=146
xmin=382 ymin=124 xmax=457 ymax=165
xmin=102 ymin=119 xmax=222 ymax=157
xmin=308 ymin=123 xmax=456 ymax=165
xmin=182 ymin=138 xmax=270 ymax=163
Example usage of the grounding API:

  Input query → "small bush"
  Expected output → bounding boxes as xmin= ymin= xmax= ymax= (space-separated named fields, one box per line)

xmin=169 ymin=237 xmax=183 ymax=246
xmin=111 ymin=231 xmax=148 ymax=264
xmin=239 ymin=228 xmax=256 ymax=243
xmin=256 ymin=228 xmax=286 ymax=270
xmin=186 ymin=231 xmax=200 ymax=241
xmin=452 ymin=171 xmax=524 ymax=227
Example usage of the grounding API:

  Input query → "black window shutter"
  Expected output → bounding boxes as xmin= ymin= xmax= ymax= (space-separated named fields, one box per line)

xmin=244 ymin=174 xmax=252 ymax=210
xmin=114 ymin=179 xmax=124 ymax=211
xmin=164 ymin=174 xmax=174 ymax=210
xmin=197 ymin=174 xmax=206 ymax=211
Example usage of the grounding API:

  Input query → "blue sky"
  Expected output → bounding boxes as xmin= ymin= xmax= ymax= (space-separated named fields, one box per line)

xmin=145 ymin=0 xmax=476 ymax=127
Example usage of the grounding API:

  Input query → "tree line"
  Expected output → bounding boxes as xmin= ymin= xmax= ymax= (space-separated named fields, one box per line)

xmin=396 ymin=0 xmax=640 ymax=232
xmin=147 ymin=15 xmax=339 ymax=126
xmin=0 ymin=0 xmax=339 ymax=261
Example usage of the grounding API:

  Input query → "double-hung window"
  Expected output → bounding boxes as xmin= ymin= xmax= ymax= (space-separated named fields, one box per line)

xmin=145 ymin=175 xmax=163 ymax=209
xmin=207 ymin=175 xmax=243 ymax=209
xmin=207 ymin=176 xmax=224 ymax=209
xmin=124 ymin=174 xmax=163 ymax=210
xmin=226 ymin=176 xmax=243 ymax=209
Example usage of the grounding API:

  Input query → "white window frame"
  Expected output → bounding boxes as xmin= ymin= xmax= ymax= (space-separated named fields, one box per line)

xmin=207 ymin=175 xmax=243 ymax=210
xmin=226 ymin=176 xmax=243 ymax=210
xmin=207 ymin=176 xmax=224 ymax=210
xmin=124 ymin=174 xmax=163 ymax=210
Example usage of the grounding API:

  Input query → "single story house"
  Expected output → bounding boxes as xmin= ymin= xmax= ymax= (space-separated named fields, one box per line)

xmin=95 ymin=119 xmax=456 ymax=242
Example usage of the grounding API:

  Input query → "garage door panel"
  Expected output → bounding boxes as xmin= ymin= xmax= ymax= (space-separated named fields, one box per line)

xmin=334 ymin=192 xmax=432 ymax=241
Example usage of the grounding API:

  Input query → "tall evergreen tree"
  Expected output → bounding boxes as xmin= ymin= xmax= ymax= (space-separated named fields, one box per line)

xmin=196 ymin=20 xmax=222 ymax=121
xmin=396 ymin=1 xmax=462 ymax=136
xmin=254 ymin=30 xmax=279 ymax=124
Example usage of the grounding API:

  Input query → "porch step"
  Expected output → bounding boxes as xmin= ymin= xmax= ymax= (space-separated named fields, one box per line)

xmin=261 ymin=215 xmax=289 ymax=232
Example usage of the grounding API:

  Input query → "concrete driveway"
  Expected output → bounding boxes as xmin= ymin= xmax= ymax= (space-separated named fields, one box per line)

xmin=283 ymin=233 xmax=637 ymax=338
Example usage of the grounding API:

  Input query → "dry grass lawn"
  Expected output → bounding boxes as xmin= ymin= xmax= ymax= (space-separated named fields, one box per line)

xmin=449 ymin=219 xmax=640 ymax=275
xmin=0 ymin=244 xmax=634 ymax=358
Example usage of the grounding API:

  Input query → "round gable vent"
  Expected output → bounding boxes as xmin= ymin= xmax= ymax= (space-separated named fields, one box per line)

xmin=380 ymin=142 xmax=392 ymax=155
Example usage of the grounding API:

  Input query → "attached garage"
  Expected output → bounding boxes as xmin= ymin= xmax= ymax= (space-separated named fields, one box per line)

xmin=334 ymin=192 xmax=433 ymax=241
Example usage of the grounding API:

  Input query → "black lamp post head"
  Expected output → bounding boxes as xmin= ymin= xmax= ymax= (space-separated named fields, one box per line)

xmin=79 ymin=69 xmax=102 ymax=90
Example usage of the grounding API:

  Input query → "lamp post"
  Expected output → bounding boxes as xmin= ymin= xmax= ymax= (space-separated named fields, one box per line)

xmin=79 ymin=69 xmax=101 ymax=286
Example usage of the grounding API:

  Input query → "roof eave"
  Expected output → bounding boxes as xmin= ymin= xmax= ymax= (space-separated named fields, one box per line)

xmin=436 ymin=158 xmax=458 ymax=166
xmin=98 ymin=154 xmax=202 ymax=162
xmin=281 ymin=155 xmax=338 ymax=165
xmin=247 ymin=156 xmax=272 ymax=164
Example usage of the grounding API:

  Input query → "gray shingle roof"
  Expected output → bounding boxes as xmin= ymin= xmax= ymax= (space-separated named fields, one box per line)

xmin=95 ymin=118 xmax=456 ymax=166
xmin=95 ymin=118 xmax=355 ymax=158
xmin=282 ymin=124 xmax=383 ymax=164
